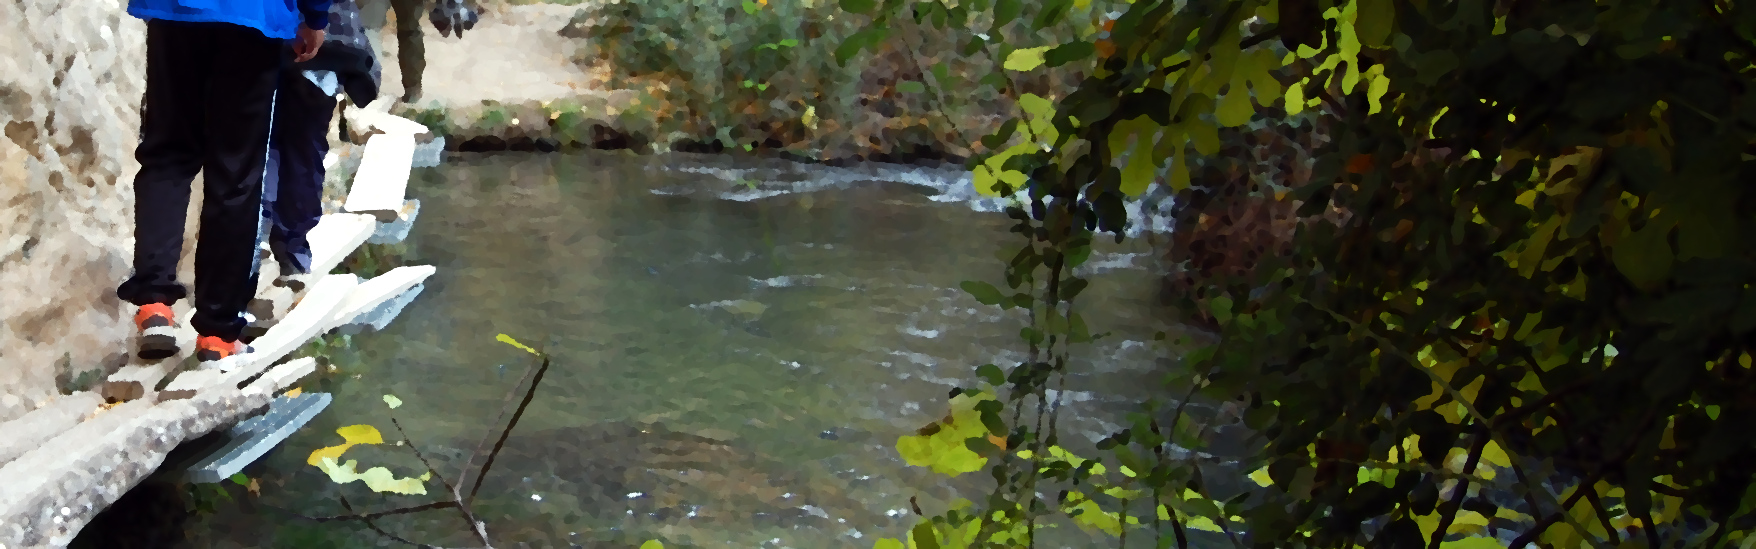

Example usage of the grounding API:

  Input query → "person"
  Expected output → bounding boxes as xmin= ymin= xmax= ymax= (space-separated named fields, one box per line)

xmin=264 ymin=0 xmax=382 ymax=279
xmin=358 ymin=0 xmax=476 ymax=103
xmin=119 ymin=0 xmax=333 ymax=365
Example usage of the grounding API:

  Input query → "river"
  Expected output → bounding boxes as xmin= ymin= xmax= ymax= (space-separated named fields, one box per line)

xmin=175 ymin=151 xmax=1186 ymax=548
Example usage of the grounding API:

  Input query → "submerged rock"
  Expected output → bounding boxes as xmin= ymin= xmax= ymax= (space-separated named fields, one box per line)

xmin=470 ymin=422 xmax=887 ymax=534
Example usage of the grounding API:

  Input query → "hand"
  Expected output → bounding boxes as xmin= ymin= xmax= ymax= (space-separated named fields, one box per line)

xmin=430 ymin=0 xmax=479 ymax=38
xmin=293 ymin=24 xmax=326 ymax=63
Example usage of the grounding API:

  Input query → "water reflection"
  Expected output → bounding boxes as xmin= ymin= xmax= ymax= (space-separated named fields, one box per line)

xmin=182 ymin=151 xmax=1180 ymax=547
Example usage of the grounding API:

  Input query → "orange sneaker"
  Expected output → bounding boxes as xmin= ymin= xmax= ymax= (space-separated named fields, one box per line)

xmin=195 ymin=335 xmax=253 ymax=369
xmin=135 ymin=303 xmax=180 ymax=360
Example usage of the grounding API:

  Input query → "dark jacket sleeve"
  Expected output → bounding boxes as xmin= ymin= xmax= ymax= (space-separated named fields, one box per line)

xmin=298 ymin=0 xmax=334 ymax=30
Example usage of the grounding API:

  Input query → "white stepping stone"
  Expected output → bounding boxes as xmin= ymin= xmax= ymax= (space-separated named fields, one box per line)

xmin=185 ymin=391 xmax=334 ymax=484
xmin=368 ymin=199 xmax=421 ymax=245
xmin=344 ymin=132 xmax=418 ymax=223
xmin=215 ymin=274 xmax=359 ymax=389
xmin=0 ymin=392 xmax=103 ymax=466
xmin=327 ymin=265 xmax=438 ymax=332
xmin=306 ymin=213 xmax=379 ymax=276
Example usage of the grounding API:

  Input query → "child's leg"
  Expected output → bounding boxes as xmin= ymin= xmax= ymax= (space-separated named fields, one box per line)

xmin=186 ymin=24 xmax=284 ymax=344
xmin=269 ymin=72 xmax=341 ymax=275
xmin=119 ymin=19 xmax=212 ymax=359
xmin=118 ymin=20 xmax=210 ymax=310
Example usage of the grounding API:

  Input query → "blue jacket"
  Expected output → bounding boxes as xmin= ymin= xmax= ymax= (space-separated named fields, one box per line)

xmin=127 ymin=0 xmax=333 ymax=40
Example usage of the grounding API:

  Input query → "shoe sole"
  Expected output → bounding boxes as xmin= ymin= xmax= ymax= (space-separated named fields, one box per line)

xmin=198 ymin=345 xmax=256 ymax=371
xmin=138 ymin=326 xmax=180 ymax=361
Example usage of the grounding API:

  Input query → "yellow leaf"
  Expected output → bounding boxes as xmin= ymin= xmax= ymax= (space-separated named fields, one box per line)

xmin=1017 ymin=93 xmax=1055 ymax=123
xmin=1365 ymin=65 xmax=1391 ymax=114
xmin=307 ymin=443 xmax=356 ymax=467
xmin=802 ymin=105 xmax=819 ymax=130
xmin=1480 ymin=440 xmax=1513 ymax=468
xmin=1004 ymin=47 xmax=1052 ymax=71
xmin=497 ymin=333 xmax=540 ymax=355
xmin=1249 ymin=467 xmax=1273 ymax=487
xmin=284 ymin=387 xmax=303 ymax=398
xmin=1440 ymin=537 xmax=1509 ymax=549
xmin=1285 ymin=78 xmax=1306 ymax=115
xmin=316 ymin=458 xmax=429 ymax=495
xmin=307 ymin=424 xmax=386 ymax=466
xmin=338 ymin=424 xmax=385 ymax=445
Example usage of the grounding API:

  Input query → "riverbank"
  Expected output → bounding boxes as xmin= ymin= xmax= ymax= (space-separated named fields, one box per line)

xmin=358 ymin=2 xmax=1024 ymax=167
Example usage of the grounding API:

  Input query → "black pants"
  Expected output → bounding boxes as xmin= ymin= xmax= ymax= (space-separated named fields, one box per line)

xmin=116 ymin=19 xmax=286 ymax=342
xmin=265 ymin=71 xmax=339 ymax=275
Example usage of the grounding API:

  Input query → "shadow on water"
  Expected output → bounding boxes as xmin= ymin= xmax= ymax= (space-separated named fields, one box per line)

xmin=172 ymin=151 xmax=1184 ymax=548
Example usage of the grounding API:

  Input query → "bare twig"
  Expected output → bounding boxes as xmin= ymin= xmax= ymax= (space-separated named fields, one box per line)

xmin=276 ymin=501 xmax=458 ymax=523
xmin=1428 ymin=428 xmax=1490 ymax=549
xmin=467 ymin=354 xmax=553 ymax=505
xmin=336 ymin=493 xmax=455 ymax=548
xmin=391 ymin=417 xmax=493 ymax=548
xmin=458 ymin=357 xmax=543 ymax=499
xmin=1507 ymin=407 xmax=1660 ymax=549
xmin=1188 ymin=459 xmax=1248 ymax=549
xmin=1583 ymin=485 xmax=1623 ymax=546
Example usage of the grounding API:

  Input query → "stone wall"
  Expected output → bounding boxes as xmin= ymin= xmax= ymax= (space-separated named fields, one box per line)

xmin=0 ymin=0 xmax=161 ymax=421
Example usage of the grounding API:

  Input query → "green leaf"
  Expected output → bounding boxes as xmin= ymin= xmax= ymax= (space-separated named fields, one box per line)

xmin=993 ymin=0 xmax=1021 ymax=28
xmin=1065 ymin=242 xmax=1092 ymax=270
xmin=640 ymin=541 xmax=665 ymax=549
xmin=1209 ymin=295 xmax=1235 ymax=325
xmin=230 ymin=473 xmax=250 ymax=486
xmin=497 ymin=334 xmax=540 ymax=356
xmin=1004 ymin=46 xmax=1052 ymax=71
xmin=1168 ymin=147 xmax=1190 ymax=190
xmin=976 ymin=364 xmax=1005 ymax=386
xmin=839 ymin=0 xmax=875 ymax=14
xmin=1120 ymin=134 xmax=1158 ymax=196
xmin=1044 ymin=41 xmax=1095 ymax=67
xmin=873 ymin=540 xmax=905 ymax=549
xmin=1356 ymin=0 xmax=1395 ymax=48
xmin=741 ymin=0 xmax=759 ymax=14
xmin=960 ymin=280 xmax=1006 ymax=305
xmin=382 ymin=394 xmax=402 ymax=409
xmin=1612 ymin=221 xmax=1676 ymax=290
xmin=932 ymin=62 xmax=951 ymax=88
xmin=897 ymin=80 xmax=927 ymax=94
xmin=1216 ymin=86 xmax=1255 ymax=127
xmin=835 ymin=28 xmax=890 ymax=65
xmin=912 ymin=522 xmax=943 ymax=549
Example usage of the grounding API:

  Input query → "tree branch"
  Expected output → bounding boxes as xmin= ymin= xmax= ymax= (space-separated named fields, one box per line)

xmin=1428 ymin=428 xmax=1490 ymax=549
xmin=1507 ymin=407 xmax=1661 ymax=549
xmin=336 ymin=493 xmax=460 ymax=548
xmin=467 ymin=354 xmax=553 ymax=505
xmin=278 ymin=501 xmax=459 ymax=523
xmin=391 ymin=417 xmax=493 ymax=548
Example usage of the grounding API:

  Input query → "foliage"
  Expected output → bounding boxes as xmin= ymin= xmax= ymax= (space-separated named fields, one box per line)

xmin=334 ymin=241 xmax=408 ymax=278
xmin=844 ymin=0 xmax=1756 ymax=547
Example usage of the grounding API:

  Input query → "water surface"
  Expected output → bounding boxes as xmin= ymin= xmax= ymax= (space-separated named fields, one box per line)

xmin=183 ymin=151 xmax=1182 ymax=548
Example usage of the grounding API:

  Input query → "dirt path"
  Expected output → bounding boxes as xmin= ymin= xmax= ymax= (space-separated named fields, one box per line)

xmin=370 ymin=3 xmax=612 ymax=111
